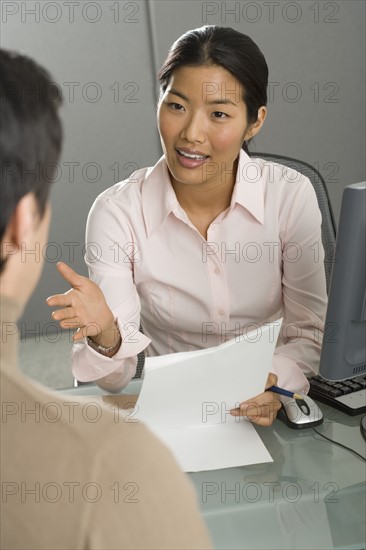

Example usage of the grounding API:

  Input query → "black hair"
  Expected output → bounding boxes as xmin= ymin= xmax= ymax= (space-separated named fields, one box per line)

xmin=158 ymin=25 xmax=268 ymax=154
xmin=0 ymin=49 xmax=63 ymax=271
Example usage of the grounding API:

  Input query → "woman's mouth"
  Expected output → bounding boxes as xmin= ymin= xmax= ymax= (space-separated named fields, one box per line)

xmin=175 ymin=148 xmax=209 ymax=168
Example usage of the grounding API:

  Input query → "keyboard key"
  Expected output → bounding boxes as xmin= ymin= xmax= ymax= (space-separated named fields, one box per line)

xmin=329 ymin=389 xmax=343 ymax=397
xmin=338 ymin=386 xmax=352 ymax=394
xmin=348 ymin=383 xmax=362 ymax=391
xmin=311 ymin=381 xmax=337 ymax=395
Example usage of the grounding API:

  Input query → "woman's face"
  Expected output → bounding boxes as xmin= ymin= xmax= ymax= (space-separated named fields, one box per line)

xmin=157 ymin=64 xmax=264 ymax=190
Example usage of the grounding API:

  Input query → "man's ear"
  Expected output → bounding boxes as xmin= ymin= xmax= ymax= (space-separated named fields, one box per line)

xmin=245 ymin=106 xmax=267 ymax=140
xmin=3 ymin=193 xmax=39 ymax=249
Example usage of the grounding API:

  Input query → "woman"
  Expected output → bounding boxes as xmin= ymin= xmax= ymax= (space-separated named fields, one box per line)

xmin=47 ymin=26 xmax=327 ymax=426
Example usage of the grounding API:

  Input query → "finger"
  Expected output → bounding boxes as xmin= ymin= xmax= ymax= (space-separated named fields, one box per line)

xmin=56 ymin=318 xmax=80 ymax=330
xmin=230 ymin=407 xmax=274 ymax=423
xmin=73 ymin=329 xmax=84 ymax=342
xmin=255 ymin=402 xmax=281 ymax=426
xmin=51 ymin=307 xmax=77 ymax=321
xmin=244 ymin=399 xmax=281 ymax=413
xmin=230 ymin=399 xmax=258 ymax=415
xmin=72 ymin=324 xmax=101 ymax=342
xmin=46 ymin=292 xmax=74 ymax=308
xmin=250 ymin=414 xmax=277 ymax=427
xmin=241 ymin=403 xmax=262 ymax=422
xmin=235 ymin=400 xmax=281 ymax=419
xmin=56 ymin=261 xmax=86 ymax=289
xmin=249 ymin=409 xmax=281 ymax=427
xmin=230 ymin=402 xmax=262 ymax=420
xmin=265 ymin=372 xmax=278 ymax=389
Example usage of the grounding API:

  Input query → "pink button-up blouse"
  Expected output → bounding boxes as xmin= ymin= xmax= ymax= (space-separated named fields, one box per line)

xmin=72 ymin=150 xmax=327 ymax=393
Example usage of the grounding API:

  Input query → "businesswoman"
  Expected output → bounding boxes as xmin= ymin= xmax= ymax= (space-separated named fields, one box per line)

xmin=48 ymin=26 xmax=327 ymax=426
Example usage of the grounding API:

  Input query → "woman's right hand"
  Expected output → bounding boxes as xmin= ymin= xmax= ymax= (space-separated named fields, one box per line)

xmin=46 ymin=262 xmax=117 ymax=344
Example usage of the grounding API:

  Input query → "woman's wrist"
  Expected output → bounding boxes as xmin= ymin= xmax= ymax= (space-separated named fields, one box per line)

xmin=87 ymin=320 xmax=122 ymax=357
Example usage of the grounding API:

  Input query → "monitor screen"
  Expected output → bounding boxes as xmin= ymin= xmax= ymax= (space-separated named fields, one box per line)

xmin=319 ymin=182 xmax=366 ymax=381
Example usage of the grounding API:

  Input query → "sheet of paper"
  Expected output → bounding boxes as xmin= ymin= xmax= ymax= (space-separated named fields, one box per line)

xmin=151 ymin=421 xmax=273 ymax=472
xmin=135 ymin=320 xmax=282 ymax=472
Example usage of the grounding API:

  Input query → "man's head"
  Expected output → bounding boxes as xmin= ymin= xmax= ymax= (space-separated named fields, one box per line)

xmin=0 ymin=49 xmax=63 ymax=305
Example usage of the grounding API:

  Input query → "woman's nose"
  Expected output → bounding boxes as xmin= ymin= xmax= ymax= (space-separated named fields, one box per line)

xmin=179 ymin=113 xmax=205 ymax=144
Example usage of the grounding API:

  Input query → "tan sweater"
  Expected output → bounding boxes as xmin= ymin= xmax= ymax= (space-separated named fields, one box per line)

xmin=0 ymin=296 xmax=211 ymax=550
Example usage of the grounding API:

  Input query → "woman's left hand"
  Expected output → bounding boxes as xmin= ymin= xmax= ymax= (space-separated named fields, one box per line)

xmin=230 ymin=372 xmax=282 ymax=426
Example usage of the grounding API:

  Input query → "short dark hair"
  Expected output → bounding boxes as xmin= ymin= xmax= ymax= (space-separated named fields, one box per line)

xmin=158 ymin=25 xmax=268 ymax=154
xmin=0 ymin=49 xmax=63 ymax=271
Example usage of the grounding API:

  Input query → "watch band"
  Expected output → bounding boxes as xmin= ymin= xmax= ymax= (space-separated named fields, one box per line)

xmin=87 ymin=321 xmax=121 ymax=356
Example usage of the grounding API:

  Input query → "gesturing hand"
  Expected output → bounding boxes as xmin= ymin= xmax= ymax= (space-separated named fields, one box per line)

xmin=46 ymin=262 xmax=115 ymax=342
xmin=230 ymin=372 xmax=282 ymax=426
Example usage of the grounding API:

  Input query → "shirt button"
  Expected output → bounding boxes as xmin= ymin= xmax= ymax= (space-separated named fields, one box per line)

xmin=218 ymin=309 xmax=225 ymax=316
xmin=214 ymin=267 xmax=220 ymax=275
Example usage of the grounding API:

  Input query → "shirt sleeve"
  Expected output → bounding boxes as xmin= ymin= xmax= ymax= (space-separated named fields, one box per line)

xmin=71 ymin=194 xmax=151 ymax=391
xmin=272 ymin=176 xmax=328 ymax=393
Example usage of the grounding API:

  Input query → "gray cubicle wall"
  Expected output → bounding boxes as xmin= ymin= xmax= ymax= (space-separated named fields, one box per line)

xmin=1 ymin=0 xmax=365 ymax=335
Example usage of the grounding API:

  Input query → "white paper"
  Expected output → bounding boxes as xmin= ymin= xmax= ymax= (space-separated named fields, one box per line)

xmin=135 ymin=320 xmax=282 ymax=472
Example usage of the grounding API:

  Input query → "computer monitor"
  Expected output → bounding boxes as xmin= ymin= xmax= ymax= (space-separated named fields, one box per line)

xmin=319 ymin=182 xmax=366 ymax=381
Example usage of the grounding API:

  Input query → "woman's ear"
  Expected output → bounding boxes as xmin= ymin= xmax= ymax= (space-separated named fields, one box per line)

xmin=3 ymin=193 xmax=39 ymax=251
xmin=245 ymin=106 xmax=267 ymax=140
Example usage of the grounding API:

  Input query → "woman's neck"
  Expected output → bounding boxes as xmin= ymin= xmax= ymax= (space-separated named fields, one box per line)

xmin=172 ymin=177 xmax=234 ymax=217
xmin=171 ymin=176 xmax=236 ymax=240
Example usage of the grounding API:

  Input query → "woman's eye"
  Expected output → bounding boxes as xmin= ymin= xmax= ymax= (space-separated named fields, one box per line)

xmin=212 ymin=111 xmax=228 ymax=119
xmin=169 ymin=102 xmax=184 ymax=111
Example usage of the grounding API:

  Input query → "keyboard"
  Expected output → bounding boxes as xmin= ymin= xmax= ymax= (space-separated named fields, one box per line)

xmin=308 ymin=375 xmax=366 ymax=416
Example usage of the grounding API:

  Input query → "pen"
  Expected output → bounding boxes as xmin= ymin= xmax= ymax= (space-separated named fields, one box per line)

xmin=267 ymin=386 xmax=303 ymax=400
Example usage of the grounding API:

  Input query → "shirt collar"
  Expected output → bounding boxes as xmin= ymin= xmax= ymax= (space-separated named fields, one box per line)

xmin=141 ymin=150 xmax=264 ymax=237
xmin=231 ymin=149 xmax=264 ymax=224
xmin=141 ymin=155 xmax=180 ymax=237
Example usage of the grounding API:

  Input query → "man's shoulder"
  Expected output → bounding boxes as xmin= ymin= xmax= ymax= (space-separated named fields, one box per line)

xmin=1 ymin=369 xmax=158 ymax=454
xmin=1 ymin=368 xmax=212 ymax=549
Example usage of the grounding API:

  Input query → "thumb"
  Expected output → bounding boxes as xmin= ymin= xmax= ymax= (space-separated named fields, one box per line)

xmin=56 ymin=262 xmax=85 ymax=289
xmin=265 ymin=372 xmax=278 ymax=389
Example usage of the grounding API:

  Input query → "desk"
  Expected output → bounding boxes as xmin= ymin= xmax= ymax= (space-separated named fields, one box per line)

xmin=62 ymin=381 xmax=366 ymax=550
